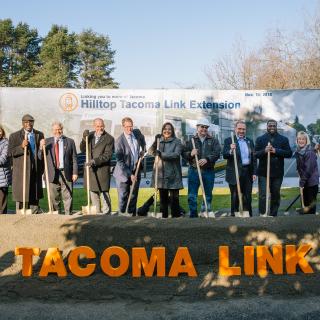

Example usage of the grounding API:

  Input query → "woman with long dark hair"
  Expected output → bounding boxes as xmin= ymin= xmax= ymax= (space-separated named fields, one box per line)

xmin=0 ymin=126 xmax=11 ymax=213
xmin=295 ymin=131 xmax=319 ymax=214
xmin=149 ymin=122 xmax=183 ymax=218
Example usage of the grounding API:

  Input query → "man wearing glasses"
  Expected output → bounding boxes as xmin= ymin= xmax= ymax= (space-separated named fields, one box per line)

xmin=8 ymin=114 xmax=45 ymax=214
xmin=255 ymin=120 xmax=292 ymax=216
xmin=183 ymin=118 xmax=221 ymax=218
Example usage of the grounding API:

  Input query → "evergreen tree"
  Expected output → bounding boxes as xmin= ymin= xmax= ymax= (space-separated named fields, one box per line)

xmin=0 ymin=19 xmax=14 ymax=85
xmin=31 ymin=25 xmax=78 ymax=88
xmin=78 ymin=29 xmax=118 ymax=88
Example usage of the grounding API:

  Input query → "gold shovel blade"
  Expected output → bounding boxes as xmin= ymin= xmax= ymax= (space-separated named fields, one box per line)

xmin=235 ymin=211 xmax=250 ymax=218
xmin=147 ymin=212 xmax=162 ymax=219
xmin=81 ymin=205 xmax=97 ymax=215
xmin=17 ymin=209 xmax=32 ymax=215
xmin=46 ymin=211 xmax=59 ymax=215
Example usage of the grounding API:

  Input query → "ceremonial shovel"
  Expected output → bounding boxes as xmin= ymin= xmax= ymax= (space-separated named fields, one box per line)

xmin=150 ymin=138 xmax=161 ymax=218
xmin=125 ymin=154 xmax=145 ymax=215
xmin=42 ymin=143 xmax=58 ymax=214
xmin=261 ymin=142 xmax=271 ymax=217
xmin=82 ymin=135 xmax=97 ymax=215
xmin=17 ymin=134 xmax=32 ymax=215
xmin=192 ymin=138 xmax=209 ymax=218
xmin=231 ymin=134 xmax=249 ymax=218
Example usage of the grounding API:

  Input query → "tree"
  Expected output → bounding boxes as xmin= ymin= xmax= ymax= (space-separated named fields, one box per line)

xmin=0 ymin=19 xmax=14 ymax=86
xmin=78 ymin=29 xmax=118 ymax=88
xmin=0 ymin=19 xmax=40 ymax=87
xmin=30 ymin=25 xmax=78 ymax=88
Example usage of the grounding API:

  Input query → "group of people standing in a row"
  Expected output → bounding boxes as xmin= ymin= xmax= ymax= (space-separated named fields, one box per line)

xmin=0 ymin=114 xmax=318 ymax=217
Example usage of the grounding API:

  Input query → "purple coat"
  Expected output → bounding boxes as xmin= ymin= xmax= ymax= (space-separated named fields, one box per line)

xmin=295 ymin=146 xmax=319 ymax=187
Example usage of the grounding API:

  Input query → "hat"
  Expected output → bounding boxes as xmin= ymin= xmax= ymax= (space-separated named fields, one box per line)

xmin=196 ymin=118 xmax=211 ymax=127
xmin=22 ymin=114 xmax=34 ymax=122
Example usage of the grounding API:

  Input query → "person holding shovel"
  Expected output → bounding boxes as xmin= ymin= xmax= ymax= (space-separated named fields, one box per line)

xmin=183 ymin=119 xmax=221 ymax=218
xmin=80 ymin=118 xmax=114 ymax=215
xmin=223 ymin=120 xmax=257 ymax=217
xmin=255 ymin=120 xmax=292 ymax=217
xmin=38 ymin=121 xmax=78 ymax=215
xmin=113 ymin=117 xmax=146 ymax=216
xmin=149 ymin=122 xmax=183 ymax=218
xmin=295 ymin=131 xmax=319 ymax=214
xmin=8 ymin=114 xmax=44 ymax=214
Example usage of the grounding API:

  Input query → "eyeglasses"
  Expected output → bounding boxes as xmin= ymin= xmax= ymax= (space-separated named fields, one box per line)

xmin=200 ymin=125 xmax=209 ymax=129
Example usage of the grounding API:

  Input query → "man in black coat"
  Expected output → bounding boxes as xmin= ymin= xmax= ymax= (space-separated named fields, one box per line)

xmin=255 ymin=120 xmax=292 ymax=216
xmin=223 ymin=120 xmax=257 ymax=216
xmin=80 ymin=118 xmax=114 ymax=214
xmin=8 ymin=114 xmax=44 ymax=213
xmin=39 ymin=121 xmax=78 ymax=215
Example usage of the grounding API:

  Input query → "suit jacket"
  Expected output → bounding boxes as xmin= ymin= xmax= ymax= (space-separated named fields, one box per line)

xmin=8 ymin=128 xmax=44 ymax=202
xmin=39 ymin=136 xmax=78 ymax=182
xmin=80 ymin=130 xmax=114 ymax=192
xmin=223 ymin=136 xmax=257 ymax=185
xmin=113 ymin=129 xmax=146 ymax=183
xmin=255 ymin=132 xmax=292 ymax=177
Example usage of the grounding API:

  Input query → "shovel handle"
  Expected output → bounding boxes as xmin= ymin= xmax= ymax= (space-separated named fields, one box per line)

xmin=86 ymin=135 xmax=91 ymax=208
xmin=153 ymin=138 xmax=160 ymax=215
xmin=231 ymin=134 xmax=243 ymax=213
xmin=43 ymin=142 xmax=53 ymax=212
xmin=22 ymin=133 xmax=28 ymax=211
xmin=265 ymin=142 xmax=271 ymax=215
xmin=192 ymin=138 xmax=208 ymax=214
xmin=125 ymin=156 xmax=143 ymax=214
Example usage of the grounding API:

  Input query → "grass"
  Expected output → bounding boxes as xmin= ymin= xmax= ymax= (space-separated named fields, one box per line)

xmin=7 ymin=187 xmax=302 ymax=213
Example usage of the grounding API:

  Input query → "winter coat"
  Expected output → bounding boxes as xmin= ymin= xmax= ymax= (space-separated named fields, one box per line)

xmin=295 ymin=145 xmax=319 ymax=187
xmin=0 ymin=138 xmax=11 ymax=188
xmin=8 ymin=129 xmax=44 ymax=202
xmin=149 ymin=136 xmax=183 ymax=190
xmin=183 ymin=134 xmax=221 ymax=170
xmin=80 ymin=131 xmax=114 ymax=192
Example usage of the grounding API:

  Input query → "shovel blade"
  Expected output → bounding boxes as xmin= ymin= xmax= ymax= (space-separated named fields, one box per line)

xmin=82 ymin=205 xmax=97 ymax=215
xmin=17 ymin=209 xmax=32 ymax=215
xmin=235 ymin=211 xmax=250 ymax=218
xmin=46 ymin=211 xmax=59 ymax=215
xmin=147 ymin=212 xmax=162 ymax=219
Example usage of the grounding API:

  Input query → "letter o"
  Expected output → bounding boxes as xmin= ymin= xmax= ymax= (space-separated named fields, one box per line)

xmin=100 ymin=246 xmax=129 ymax=277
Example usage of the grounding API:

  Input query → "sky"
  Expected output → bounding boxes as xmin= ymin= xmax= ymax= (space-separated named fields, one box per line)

xmin=1 ymin=0 xmax=318 ymax=89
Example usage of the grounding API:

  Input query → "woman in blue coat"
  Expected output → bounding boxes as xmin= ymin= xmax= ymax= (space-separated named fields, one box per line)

xmin=0 ymin=126 xmax=12 ymax=213
xmin=295 ymin=131 xmax=319 ymax=214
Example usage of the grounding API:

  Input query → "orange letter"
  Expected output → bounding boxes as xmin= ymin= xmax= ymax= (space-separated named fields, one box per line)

xmin=68 ymin=246 xmax=96 ymax=277
xmin=132 ymin=247 xmax=165 ymax=277
xmin=168 ymin=247 xmax=197 ymax=277
xmin=39 ymin=248 xmax=67 ymax=277
xmin=219 ymin=246 xmax=241 ymax=276
xmin=286 ymin=244 xmax=313 ymax=274
xmin=15 ymin=247 xmax=40 ymax=277
xmin=100 ymin=246 xmax=129 ymax=277
xmin=257 ymin=245 xmax=283 ymax=277
xmin=244 ymin=246 xmax=255 ymax=276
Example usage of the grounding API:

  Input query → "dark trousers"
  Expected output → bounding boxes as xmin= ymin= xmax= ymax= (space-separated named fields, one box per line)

xmin=117 ymin=176 xmax=141 ymax=214
xmin=0 ymin=187 xmax=8 ymax=214
xmin=159 ymin=189 xmax=180 ymax=218
xmin=303 ymin=185 xmax=318 ymax=214
xmin=229 ymin=166 xmax=253 ymax=216
xmin=50 ymin=170 xmax=73 ymax=214
xmin=258 ymin=176 xmax=283 ymax=216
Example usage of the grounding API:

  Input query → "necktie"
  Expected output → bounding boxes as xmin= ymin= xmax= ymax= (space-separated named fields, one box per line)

xmin=95 ymin=135 xmax=100 ymax=144
xmin=129 ymin=134 xmax=137 ymax=168
xmin=28 ymin=133 xmax=35 ymax=155
xmin=55 ymin=140 xmax=60 ymax=168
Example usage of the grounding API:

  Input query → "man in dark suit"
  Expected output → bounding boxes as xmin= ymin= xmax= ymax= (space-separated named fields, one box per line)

xmin=255 ymin=120 xmax=292 ymax=216
xmin=39 ymin=121 xmax=78 ymax=215
xmin=223 ymin=120 xmax=257 ymax=216
xmin=8 ymin=114 xmax=44 ymax=214
xmin=113 ymin=117 xmax=146 ymax=216
xmin=80 ymin=118 xmax=114 ymax=215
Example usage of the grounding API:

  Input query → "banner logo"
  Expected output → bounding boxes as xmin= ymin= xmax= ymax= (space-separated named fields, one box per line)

xmin=59 ymin=93 xmax=78 ymax=112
